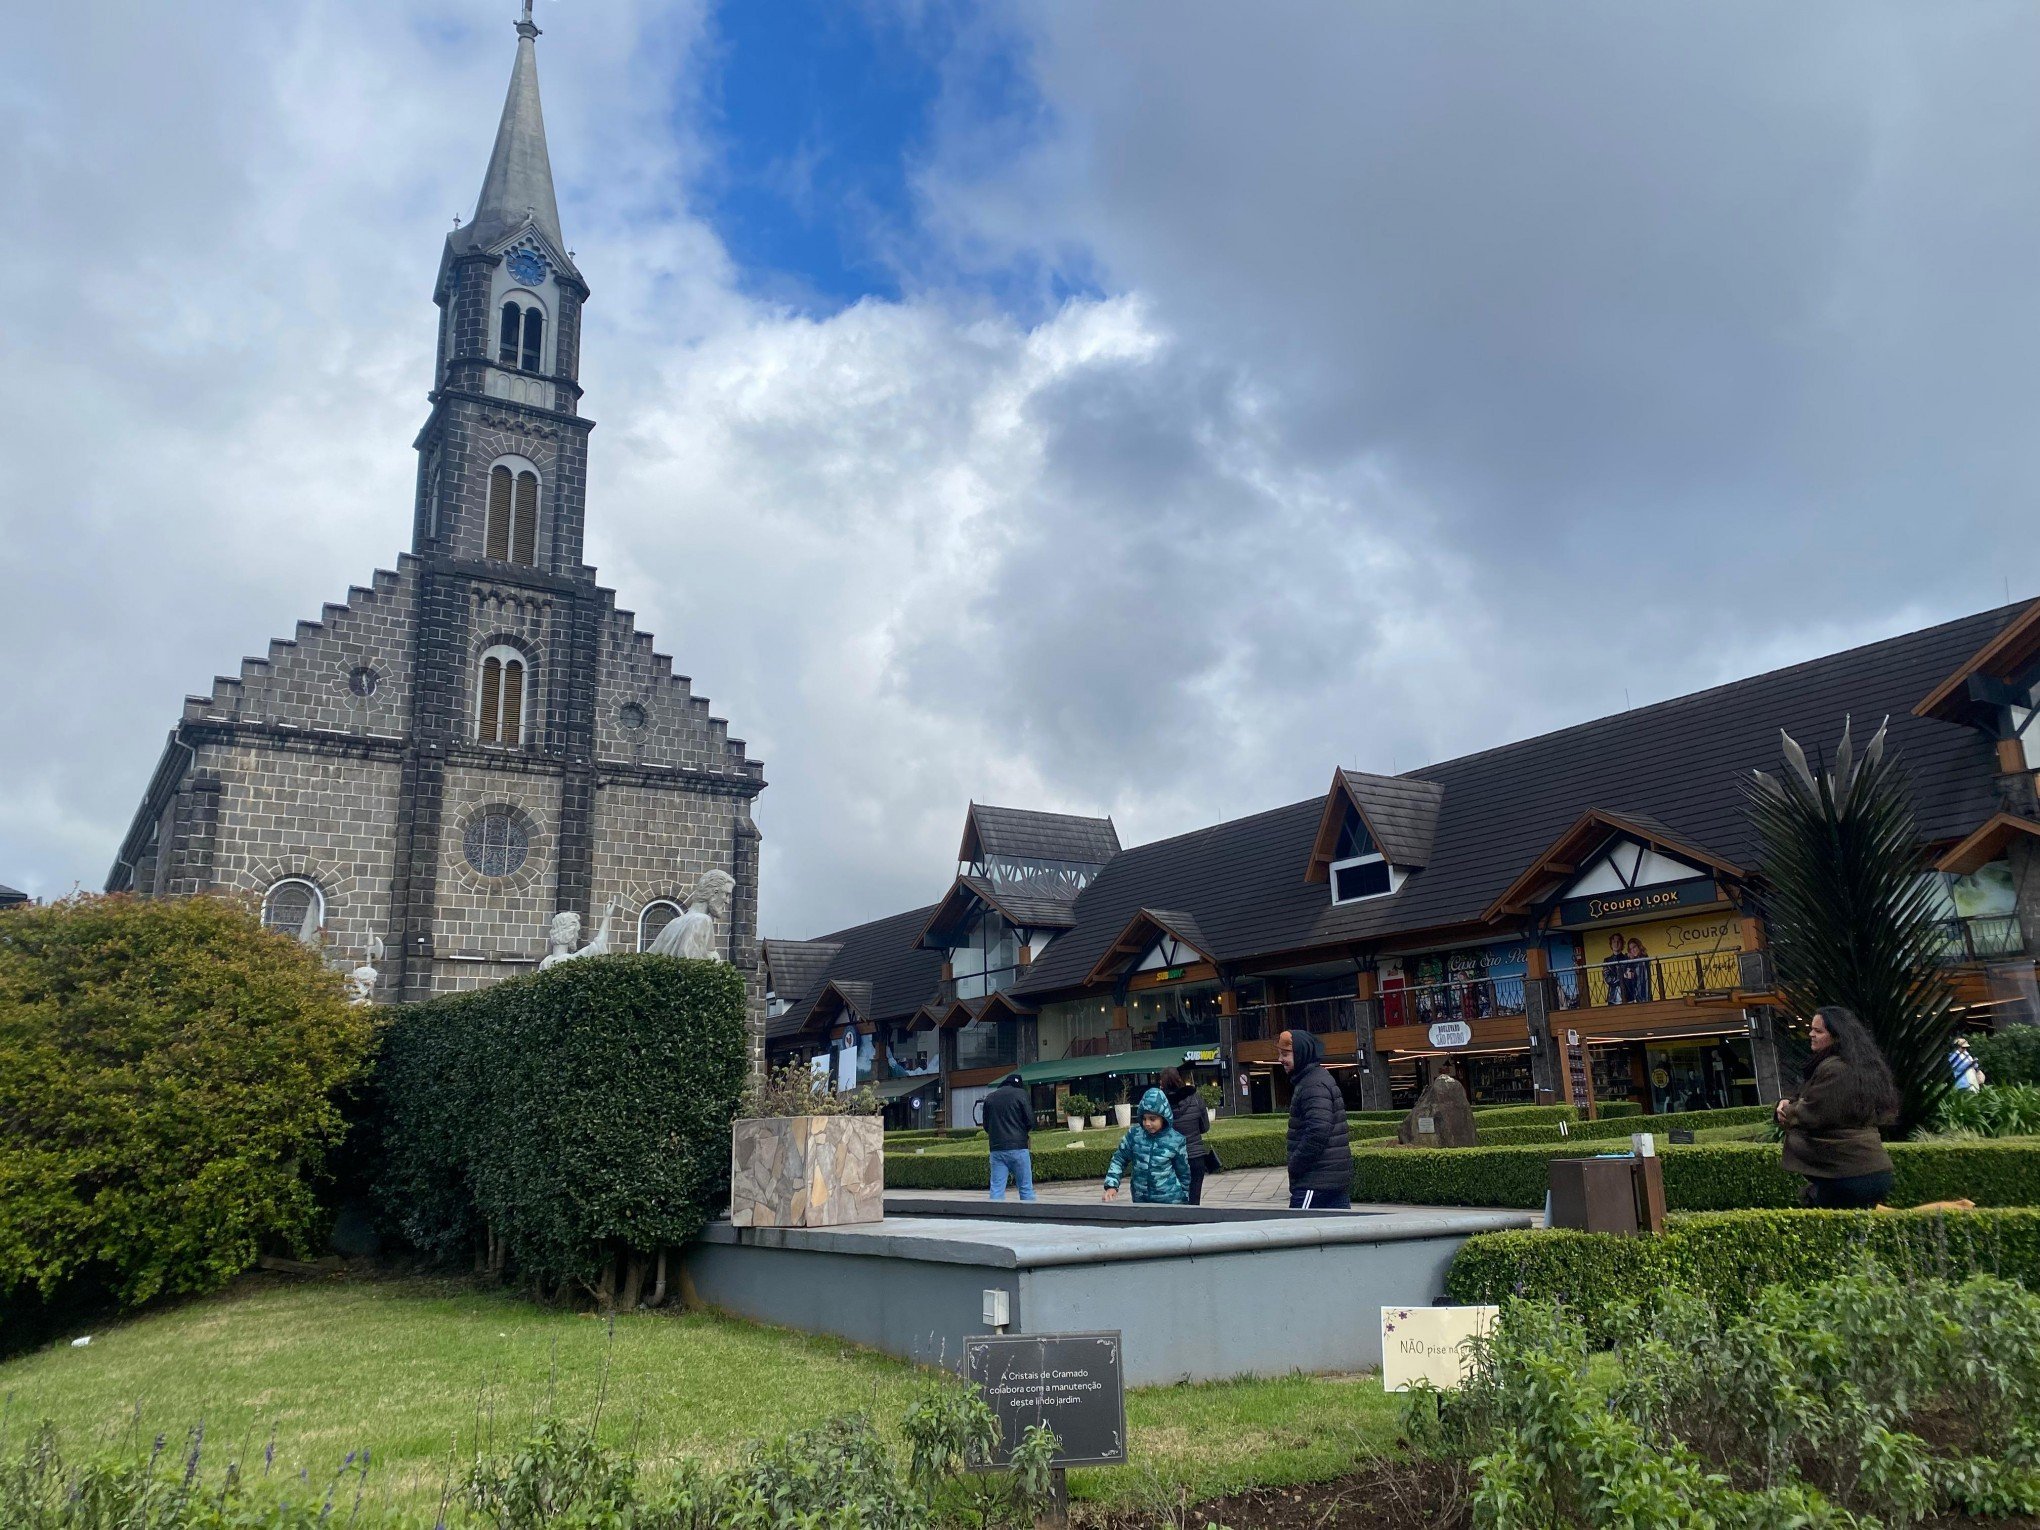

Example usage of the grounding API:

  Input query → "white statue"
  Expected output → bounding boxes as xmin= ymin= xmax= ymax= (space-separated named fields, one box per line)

xmin=538 ymin=899 xmax=620 ymax=970
xmin=647 ymin=869 xmax=735 ymax=961
xmin=346 ymin=935 xmax=384 ymax=1006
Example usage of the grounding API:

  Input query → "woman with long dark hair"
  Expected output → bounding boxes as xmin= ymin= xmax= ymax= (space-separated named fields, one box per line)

xmin=1774 ymin=1005 xmax=1899 ymax=1208
xmin=1160 ymin=1067 xmax=1214 ymax=1206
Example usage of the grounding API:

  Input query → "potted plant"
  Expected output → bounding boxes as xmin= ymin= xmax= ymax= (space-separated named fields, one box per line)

xmin=729 ymin=1062 xmax=884 ymax=1229
xmin=1199 ymin=1080 xmax=1223 ymax=1122
xmin=1063 ymin=1092 xmax=1092 ymax=1131
xmin=1112 ymin=1086 xmax=1133 ymax=1129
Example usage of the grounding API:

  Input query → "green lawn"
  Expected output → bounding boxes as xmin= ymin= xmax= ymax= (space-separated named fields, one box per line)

xmin=0 ymin=1278 xmax=1405 ymax=1519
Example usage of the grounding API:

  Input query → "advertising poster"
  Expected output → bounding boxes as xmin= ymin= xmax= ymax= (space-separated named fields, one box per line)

xmin=1379 ymin=937 xmax=1576 ymax=1026
xmin=1560 ymin=912 xmax=1742 ymax=1007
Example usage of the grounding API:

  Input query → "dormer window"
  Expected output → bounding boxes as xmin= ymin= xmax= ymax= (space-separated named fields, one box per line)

xmin=1327 ymin=811 xmax=1405 ymax=904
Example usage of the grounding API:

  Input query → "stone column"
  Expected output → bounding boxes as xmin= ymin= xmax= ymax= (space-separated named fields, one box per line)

xmin=161 ymin=774 xmax=223 ymax=898
xmin=1523 ymin=945 xmax=1563 ymax=1102
xmin=1354 ymin=970 xmax=1390 ymax=1109
xmin=1747 ymin=1007 xmax=1789 ymax=1103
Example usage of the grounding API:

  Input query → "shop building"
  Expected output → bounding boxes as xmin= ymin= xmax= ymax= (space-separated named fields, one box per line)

xmin=765 ymin=600 xmax=2040 ymax=1125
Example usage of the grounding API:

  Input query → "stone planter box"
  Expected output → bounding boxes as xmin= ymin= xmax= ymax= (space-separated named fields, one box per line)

xmin=730 ymin=1115 xmax=883 ymax=1229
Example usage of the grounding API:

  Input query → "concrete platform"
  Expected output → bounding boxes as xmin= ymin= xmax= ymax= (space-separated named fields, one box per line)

xmin=683 ymin=1196 xmax=1531 ymax=1384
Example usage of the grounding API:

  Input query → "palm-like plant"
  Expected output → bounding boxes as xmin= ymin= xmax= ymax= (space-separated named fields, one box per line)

xmin=1748 ymin=717 xmax=1955 ymax=1133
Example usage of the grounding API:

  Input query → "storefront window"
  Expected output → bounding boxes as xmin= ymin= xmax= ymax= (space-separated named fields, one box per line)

xmin=1124 ymin=981 xmax=1221 ymax=1048
xmin=956 ymin=1016 xmax=1018 ymax=1070
xmin=1038 ymin=997 xmax=1112 ymax=1060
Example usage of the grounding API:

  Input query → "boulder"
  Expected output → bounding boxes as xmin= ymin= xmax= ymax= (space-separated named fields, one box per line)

xmin=1396 ymin=1073 xmax=1479 ymax=1148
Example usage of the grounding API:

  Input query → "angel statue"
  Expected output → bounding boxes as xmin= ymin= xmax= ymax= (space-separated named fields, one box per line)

xmin=347 ymin=935 xmax=384 ymax=1006
xmin=646 ymin=869 xmax=736 ymax=961
xmin=538 ymin=897 xmax=620 ymax=970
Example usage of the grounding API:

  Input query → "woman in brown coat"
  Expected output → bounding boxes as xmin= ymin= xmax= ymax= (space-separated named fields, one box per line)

xmin=1774 ymin=1005 xmax=1899 ymax=1208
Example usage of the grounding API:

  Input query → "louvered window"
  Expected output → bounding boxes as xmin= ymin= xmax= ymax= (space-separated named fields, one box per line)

xmin=521 ymin=307 xmax=544 ymax=371
xmin=476 ymin=647 xmax=527 ymax=746
xmin=499 ymin=301 xmax=522 ymax=366
xmin=484 ymin=464 xmax=539 ymax=566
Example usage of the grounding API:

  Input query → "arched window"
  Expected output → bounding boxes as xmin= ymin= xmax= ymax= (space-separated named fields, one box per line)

xmin=484 ymin=464 xmax=539 ymax=565
xmin=639 ymin=899 xmax=683 ymax=952
xmin=498 ymin=296 xmax=547 ymax=372
xmin=262 ymin=878 xmax=324 ymax=942
xmin=476 ymin=644 xmax=527 ymax=746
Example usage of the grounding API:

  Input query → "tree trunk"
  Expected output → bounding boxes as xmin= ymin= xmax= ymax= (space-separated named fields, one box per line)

xmin=595 ymin=1257 xmax=617 ymax=1313
xmin=618 ymin=1254 xmax=646 ymax=1313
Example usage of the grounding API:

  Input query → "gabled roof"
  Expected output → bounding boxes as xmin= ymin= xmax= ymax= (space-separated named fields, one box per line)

xmin=761 ymin=939 xmax=842 ymax=1002
xmin=1935 ymin=812 xmax=2040 ymax=877
xmin=960 ymin=804 xmax=1120 ymax=867
xmin=1305 ymin=770 xmax=1444 ymax=882
xmin=763 ymin=902 xmax=945 ymax=1041
xmin=0 ymin=883 xmax=27 ymax=906
xmin=929 ymin=990 xmax=1037 ymax=1032
xmin=1482 ymin=809 xmax=1742 ymax=921
xmin=916 ymin=875 xmax=1078 ymax=949
xmin=1011 ymin=603 xmax=2013 ymax=999
xmin=1083 ymin=908 xmax=1218 ymax=987
xmin=806 ymin=980 xmax=873 ymax=1034
xmin=1916 ymin=598 xmax=2040 ymax=726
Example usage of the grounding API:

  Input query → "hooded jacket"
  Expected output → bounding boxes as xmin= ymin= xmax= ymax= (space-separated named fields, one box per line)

xmin=982 ymin=1073 xmax=1033 ymax=1153
xmin=1285 ymin=1032 xmax=1353 ymax=1193
xmin=1103 ymin=1087 xmax=1193 ymax=1204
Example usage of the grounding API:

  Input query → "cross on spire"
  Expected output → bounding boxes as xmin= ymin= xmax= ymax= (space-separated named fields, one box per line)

xmin=516 ymin=0 xmax=539 ymax=40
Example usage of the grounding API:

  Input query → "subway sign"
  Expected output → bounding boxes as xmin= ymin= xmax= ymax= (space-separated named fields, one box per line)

xmin=1558 ymin=877 xmax=1718 ymax=928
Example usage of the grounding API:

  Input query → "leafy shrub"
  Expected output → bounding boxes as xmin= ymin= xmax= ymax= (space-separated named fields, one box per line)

xmin=1478 ymin=1104 xmax=1772 ymax=1146
xmin=1414 ymin=1264 xmax=2040 ymax=1526
xmin=1932 ymin=1083 xmax=2040 ymax=1138
xmin=1596 ymin=1100 xmax=1642 ymax=1119
xmin=1352 ymin=1139 xmax=2040 ymax=1210
xmin=1446 ymin=1208 xmax=2040 ymax=1336
xmin=740 ymin=1059 xmax=880 ymax=1118
xmin=375 ymin=953 xmax=746 ymax=1298
xmin=0 ymin=894 xmax=373 ymax=1324
xmin=1 ymin=1385 xmax=1056 ymax=1530
xmin=1975 ymin=1024 xmax=2040 ymax=1087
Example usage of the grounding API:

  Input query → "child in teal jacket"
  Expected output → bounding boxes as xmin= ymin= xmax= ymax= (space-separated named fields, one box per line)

xmin=1102 ymin=1087 xmax=1193 ymax=1205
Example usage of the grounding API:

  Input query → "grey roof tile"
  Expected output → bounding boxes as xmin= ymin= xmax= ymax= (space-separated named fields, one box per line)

xmin=964 ymin=805 xmax=1121 ymax=866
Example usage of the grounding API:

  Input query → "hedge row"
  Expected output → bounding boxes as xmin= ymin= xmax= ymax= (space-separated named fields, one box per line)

xmin=1477 ymin=1104 xmax=1772 ymax=1146
xmin=883 ymin=1125 xmax=1292 ymax=1189
xmin=1354 ymin=1140 xmax=2040 ymax=1211
xmin=1445 ymin=1207 xmax=2040 ymax=1337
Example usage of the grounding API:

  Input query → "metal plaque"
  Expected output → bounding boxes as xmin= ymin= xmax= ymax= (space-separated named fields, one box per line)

xmin=964 ymin=1331 xmax=1127 ymax=1468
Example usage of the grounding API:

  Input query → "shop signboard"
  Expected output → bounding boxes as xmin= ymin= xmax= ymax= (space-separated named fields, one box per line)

xmin=964 ymin=1332 xmax=1127 ymax=1468
xmin=1428 ymin=1021 xmax=1472 ymax=1048
xmin=1550 ymin=908 xmax=1744 ymax=1008
xmin=1558 ymin=877 xmax=1717 ymax=929
xmin=1382 ymin=936 xmax=1576 ymax=1027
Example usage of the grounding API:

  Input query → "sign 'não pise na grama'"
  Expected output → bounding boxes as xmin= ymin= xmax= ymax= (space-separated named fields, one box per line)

xmin=964 ymin=1332 xmax=1127 ymax=1468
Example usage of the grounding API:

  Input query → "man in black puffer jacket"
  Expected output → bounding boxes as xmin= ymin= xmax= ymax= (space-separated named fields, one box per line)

xmin=1281 ymin=1030 xmax=1352 ymax=1209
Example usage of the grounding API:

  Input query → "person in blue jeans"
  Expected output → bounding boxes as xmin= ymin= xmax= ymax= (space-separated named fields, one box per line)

xmin=982 ymin=1071 xmax=1036 ymax=1201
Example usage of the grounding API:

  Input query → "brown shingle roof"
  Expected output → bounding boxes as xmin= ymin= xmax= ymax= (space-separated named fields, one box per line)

xmin=960 ymin=804 xmax=1121 ymax=866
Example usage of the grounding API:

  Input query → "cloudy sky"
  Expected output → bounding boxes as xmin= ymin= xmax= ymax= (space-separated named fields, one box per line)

xmin=2 ymin=1 xmax=2036 ymax=936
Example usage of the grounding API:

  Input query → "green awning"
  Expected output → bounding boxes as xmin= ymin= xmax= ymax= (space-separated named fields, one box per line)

xmin=1015 ymin=1046 xmax=1210 ymax=1087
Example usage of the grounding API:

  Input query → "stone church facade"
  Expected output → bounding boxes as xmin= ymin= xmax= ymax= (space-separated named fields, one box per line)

xmin=108 ymin=10 xmax=765 ymax=1063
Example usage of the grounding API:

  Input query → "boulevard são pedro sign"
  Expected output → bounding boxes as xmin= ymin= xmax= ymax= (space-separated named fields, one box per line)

xmin=964 ymin=1331 xmax=1127 ymax=1468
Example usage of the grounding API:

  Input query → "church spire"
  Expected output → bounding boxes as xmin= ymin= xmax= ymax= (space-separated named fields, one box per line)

xmin=465 ymin=1 xmax=565 ymax=256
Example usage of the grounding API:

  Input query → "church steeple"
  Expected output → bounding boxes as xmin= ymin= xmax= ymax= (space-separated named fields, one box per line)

xmin=464 ymin=2 xmax=566 ymax=259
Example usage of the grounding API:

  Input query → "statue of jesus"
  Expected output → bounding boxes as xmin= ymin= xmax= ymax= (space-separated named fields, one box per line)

xmin=647 ymin=869 xmax=735 ymax=961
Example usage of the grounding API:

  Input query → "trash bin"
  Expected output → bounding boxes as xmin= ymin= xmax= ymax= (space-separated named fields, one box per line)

xmin=1548 ymin=1154 xmax=1666 ymax=1236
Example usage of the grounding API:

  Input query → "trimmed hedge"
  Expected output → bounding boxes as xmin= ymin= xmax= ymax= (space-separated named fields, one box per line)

xmin=1597 ymin=1100 xmax=1643 ymax=1119
xmin=1478 ymin=1104 xmax=1772 ymax=1146
xmin=1445 ymin=1207 xmax=2040 ymax=1336
xmin=1352 ymin=1139 xmax=2040 ymax=1211
xmin=376 ymin=953 xmax=747 ymax=1286
xmin=884 ymin=1125 xmax=1292 ymax=1189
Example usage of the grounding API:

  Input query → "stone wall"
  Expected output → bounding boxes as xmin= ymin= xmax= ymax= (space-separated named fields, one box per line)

xmin=432 ymin=759 xmax=562 ymax=986
xmin=194 ymin=738 xmax=404 ymax=976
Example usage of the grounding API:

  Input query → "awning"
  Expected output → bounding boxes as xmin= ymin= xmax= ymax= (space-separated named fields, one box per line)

xmin=870 ymin=1075 xmax=940 ymax=1102
xmin=1016 ymin=1046 xmax=1211 ymax=1087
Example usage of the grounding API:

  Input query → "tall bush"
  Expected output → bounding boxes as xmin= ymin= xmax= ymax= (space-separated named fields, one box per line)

xmin=375 ymin=953 xmax=747 ymax=1304
xmin=0 ymin=894 xmax=373 ymax=1323
xmin=1748 ymin=719 xmax=1956 ymax=1133
xmin=1976 ymin=1024 xmax=2040 ymax=1088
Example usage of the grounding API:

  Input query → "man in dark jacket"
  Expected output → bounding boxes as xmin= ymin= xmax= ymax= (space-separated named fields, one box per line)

xmin=983 ymin=1072 xmax=1036 ymax=1202
xmin=1280 ymin=1030 xmax=1353 ymax=1209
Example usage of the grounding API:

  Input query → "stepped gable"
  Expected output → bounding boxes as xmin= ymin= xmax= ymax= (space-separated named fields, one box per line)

xmin=594 ymin=591 xmax=760 ymax=780
xmin=181 ymin=561 xmax=416 ymax=735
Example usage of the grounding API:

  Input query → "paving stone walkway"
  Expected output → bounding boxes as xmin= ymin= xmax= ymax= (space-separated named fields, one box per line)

xmin=912 ymin=1162 xmax=1471 ymax=1215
